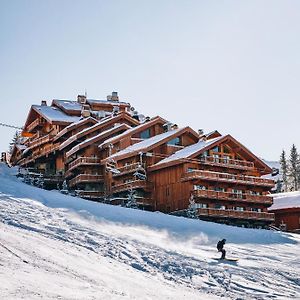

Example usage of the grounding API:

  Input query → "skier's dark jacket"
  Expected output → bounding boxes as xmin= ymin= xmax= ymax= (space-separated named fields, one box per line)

xmin=217 ymin=239 xmax=226 ymax=251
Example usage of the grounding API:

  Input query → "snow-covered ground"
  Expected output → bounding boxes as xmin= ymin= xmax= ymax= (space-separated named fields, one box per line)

xmin=0 ymin=163 xmax=299 ymax=299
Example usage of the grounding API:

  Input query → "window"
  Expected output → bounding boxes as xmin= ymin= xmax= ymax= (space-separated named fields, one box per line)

xmin=223 ymin=145 xmax=230 ymax=154
xmin=223 ymin=155 xmax=230 ymax=164
xmin=232 ymin=189 xmax=243 ymax=199
xmin=251 ymin=208 xmax=262 ymax=212
xmin=187 ymin=168 xmax=197 ymax=173
xmin=250 ymin=191 xmax=261 ymax=196
xmin=140 ymin=129 xmax=151 ymax=139
xmin=234 ymin=206 xmax=244 ymax=211
xmin=215 ymin=204 xmax=226 ymax=210
xmin=167 ymin=137 xmax=181 ymax=146
xmin=194 ymin=185 xmax=206 ymax=190
xmin=194 ymin=203 xmax=208 ymax=209
xmin=214 ymin=187 xmax=225 ymax=192
xmin=213 ymin=154 xmax=219 ymax=163
xmin=212 ymin=146 xmax=220 ymax=153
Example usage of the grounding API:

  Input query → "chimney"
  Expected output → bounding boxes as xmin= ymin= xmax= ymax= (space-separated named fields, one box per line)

xmin=77 ymin=95 xmax=87 ymax=104
xmin=198 ymin=129 xmax=204 ymax=136
xmin=81 ymin=104 xmax=90 ymax=118
xmin=41 ymin=100 xmax=47 ymax=106
xmin=111 ymin=91 xmax=119 ymax=102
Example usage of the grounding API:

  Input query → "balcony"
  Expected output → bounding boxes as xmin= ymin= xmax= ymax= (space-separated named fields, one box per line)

xmin=199 ymin=156 xmax=254 ymax=170
xmin=28 ymin=134 xmax=54 ymax=149
xmin=112 ymin=180 xmax=152 ymax=193
xmin=69 ymin=174 xmax=104 ymax=188
xmin=182 ymin=170 xmax=274 ymax=188
xmin=196 ymin=208 xmax=275 ymax=221
xmin=113 ymin=162 xmax=146 ymax=177
xmin=27 ymin=118 xmax=45 ymax=132
xmin=193 ymin=189 xmax=273 ymax=204
xmin=76 ymin=190 xmax=105 ymax=199
xmin=68 ymin=157 xmax=101 ymax=172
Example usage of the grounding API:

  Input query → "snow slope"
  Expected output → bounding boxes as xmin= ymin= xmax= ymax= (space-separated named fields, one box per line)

xmin=0 ymin=163 xmax=299 ymax=299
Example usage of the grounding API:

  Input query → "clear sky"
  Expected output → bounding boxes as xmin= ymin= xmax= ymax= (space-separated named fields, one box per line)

xmin=1 ymin=0 xmax=299 ymax=161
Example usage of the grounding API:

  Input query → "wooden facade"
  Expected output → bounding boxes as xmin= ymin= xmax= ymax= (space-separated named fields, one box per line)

xmin=269 ymin=208 xmax=300 ymax=232
xmin=10 ymin=92 xmax=275 ymax=227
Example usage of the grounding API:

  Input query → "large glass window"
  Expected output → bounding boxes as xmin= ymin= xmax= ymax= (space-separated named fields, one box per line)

xmin=140 ymin=129 xmax=151 ymax=139
xmin=167 ymin=137 xmax=181 ymax=146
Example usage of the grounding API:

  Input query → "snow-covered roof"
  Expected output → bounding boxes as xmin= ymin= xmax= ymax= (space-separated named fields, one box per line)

xmin=52 ymin=100 xmax=82 ymax=111
xmin=108 ymin=128 xmax=185 ymax=160
xmin=154 ymin=136 xmax=224 ymax=166
xmin=98 ymin=116 xmax=166 ymax=149
xmin=54 ymin=117 xmax=97 ymax=141
xmin=268 ymin=191 xmax=300 ymax=211
xmin=32 ymin=105 xmax=81 ymax=124
xmin=66 ymin=124 xmax=130 ymax=157
xmin=87 ymin=99 xmax=130 ymax=106
xmin=16 ymin=144 xmax=27 ymax=151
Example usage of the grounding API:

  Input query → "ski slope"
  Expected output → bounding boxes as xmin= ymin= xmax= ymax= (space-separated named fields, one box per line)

xmin=0 ymin=163 xmax=299 ymax=299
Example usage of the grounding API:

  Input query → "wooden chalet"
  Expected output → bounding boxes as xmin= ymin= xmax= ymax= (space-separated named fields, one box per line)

xmin=10 ymin=92 xmax=275 ymax=228
xmin=149 ymin=134 xmax=275 ymax=227
xmin=268 ymin=192 xmax=300 ymax=232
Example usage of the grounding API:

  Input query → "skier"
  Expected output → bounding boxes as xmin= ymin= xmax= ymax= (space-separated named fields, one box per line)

xmin=217 ymin=239 xmax=226 ymax=259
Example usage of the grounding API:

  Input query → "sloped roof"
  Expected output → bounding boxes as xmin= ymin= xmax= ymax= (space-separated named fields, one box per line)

xmin=106 ymin=127 xmax=196 ymax=161
xmin=151 ymin=134 xmax=272 ymax=174
xmin=32 ymin=105 xmax=81 ymax=124
xmin=66 ymin=124 xmax=131 ymax=158
xmin=99 ymin=116 xmax=167 ymax=149
xmin=87 ymin=99 xmax=130 ymax=106
xmin=154 ymin=136 xmax=224 ymax=166
xmin=52 ymin=100 xmax=82 ymax=112
xmin=59 ymin=113 xmax=139 ymax=151
xmin=54 ymin=117 xmax=98 ymax=141
xmin=269 ymin=191 xmax=300 ymax=211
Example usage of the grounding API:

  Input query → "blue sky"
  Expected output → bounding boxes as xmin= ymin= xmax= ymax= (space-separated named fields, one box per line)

xmin=1 ymin=0 xmax=299 ymax=160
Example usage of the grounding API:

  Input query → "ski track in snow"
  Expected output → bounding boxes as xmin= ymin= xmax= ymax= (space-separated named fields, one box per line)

xmin=0 ymin=191 xmax=300 ymax=300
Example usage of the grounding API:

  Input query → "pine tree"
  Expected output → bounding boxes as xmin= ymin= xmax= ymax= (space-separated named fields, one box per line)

xmin=187 ymin=194 xmax=197 ymax=219
xmin=9 ymin=130 xmax=21 ymax=154
xmin=280 ymin=150 xmax=288 ymax=192
xmin=289 ymin=144 xmax=299 ymax=191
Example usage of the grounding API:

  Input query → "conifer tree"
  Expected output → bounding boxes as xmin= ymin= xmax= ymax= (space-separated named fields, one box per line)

xmin=289 ymin=144 xmax=299 ymax=191
xmin=9 ymin=130 xmax=21 ymax=154
xmin=280 ymin=150 xmax=288 ymax=192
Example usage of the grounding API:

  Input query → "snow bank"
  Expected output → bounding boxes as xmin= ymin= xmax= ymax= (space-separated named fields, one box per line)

xmin=0 ymin=163 xmax=293 ymax=245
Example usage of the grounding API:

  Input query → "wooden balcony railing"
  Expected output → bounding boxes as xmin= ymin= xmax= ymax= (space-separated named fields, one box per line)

xmin=112 ymin=180 xmax=151 ymax=193
xmin=193 ymin=189 xmax=273 ymax=204
xmin=113 ymin=162 xmax=146 ymax=177
xmin=182 ymin=170 xmax=274 ymax=187
xmin=69 ymin=174 xmax=104 ymax=187
xmin=199 ymin=156 xmax=254 ymax=170
xmin=27 ymin=118 xmax=45 ymax=132
xmin=28 ymin=134 xmax=54 ymax=149
xmin=76 ymin=190 xmax=105 ymax=199
xmin=196 ymin=208 xmax=275 ymax=221
xmin=68 ymin=157 xmax=101 ymax=172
